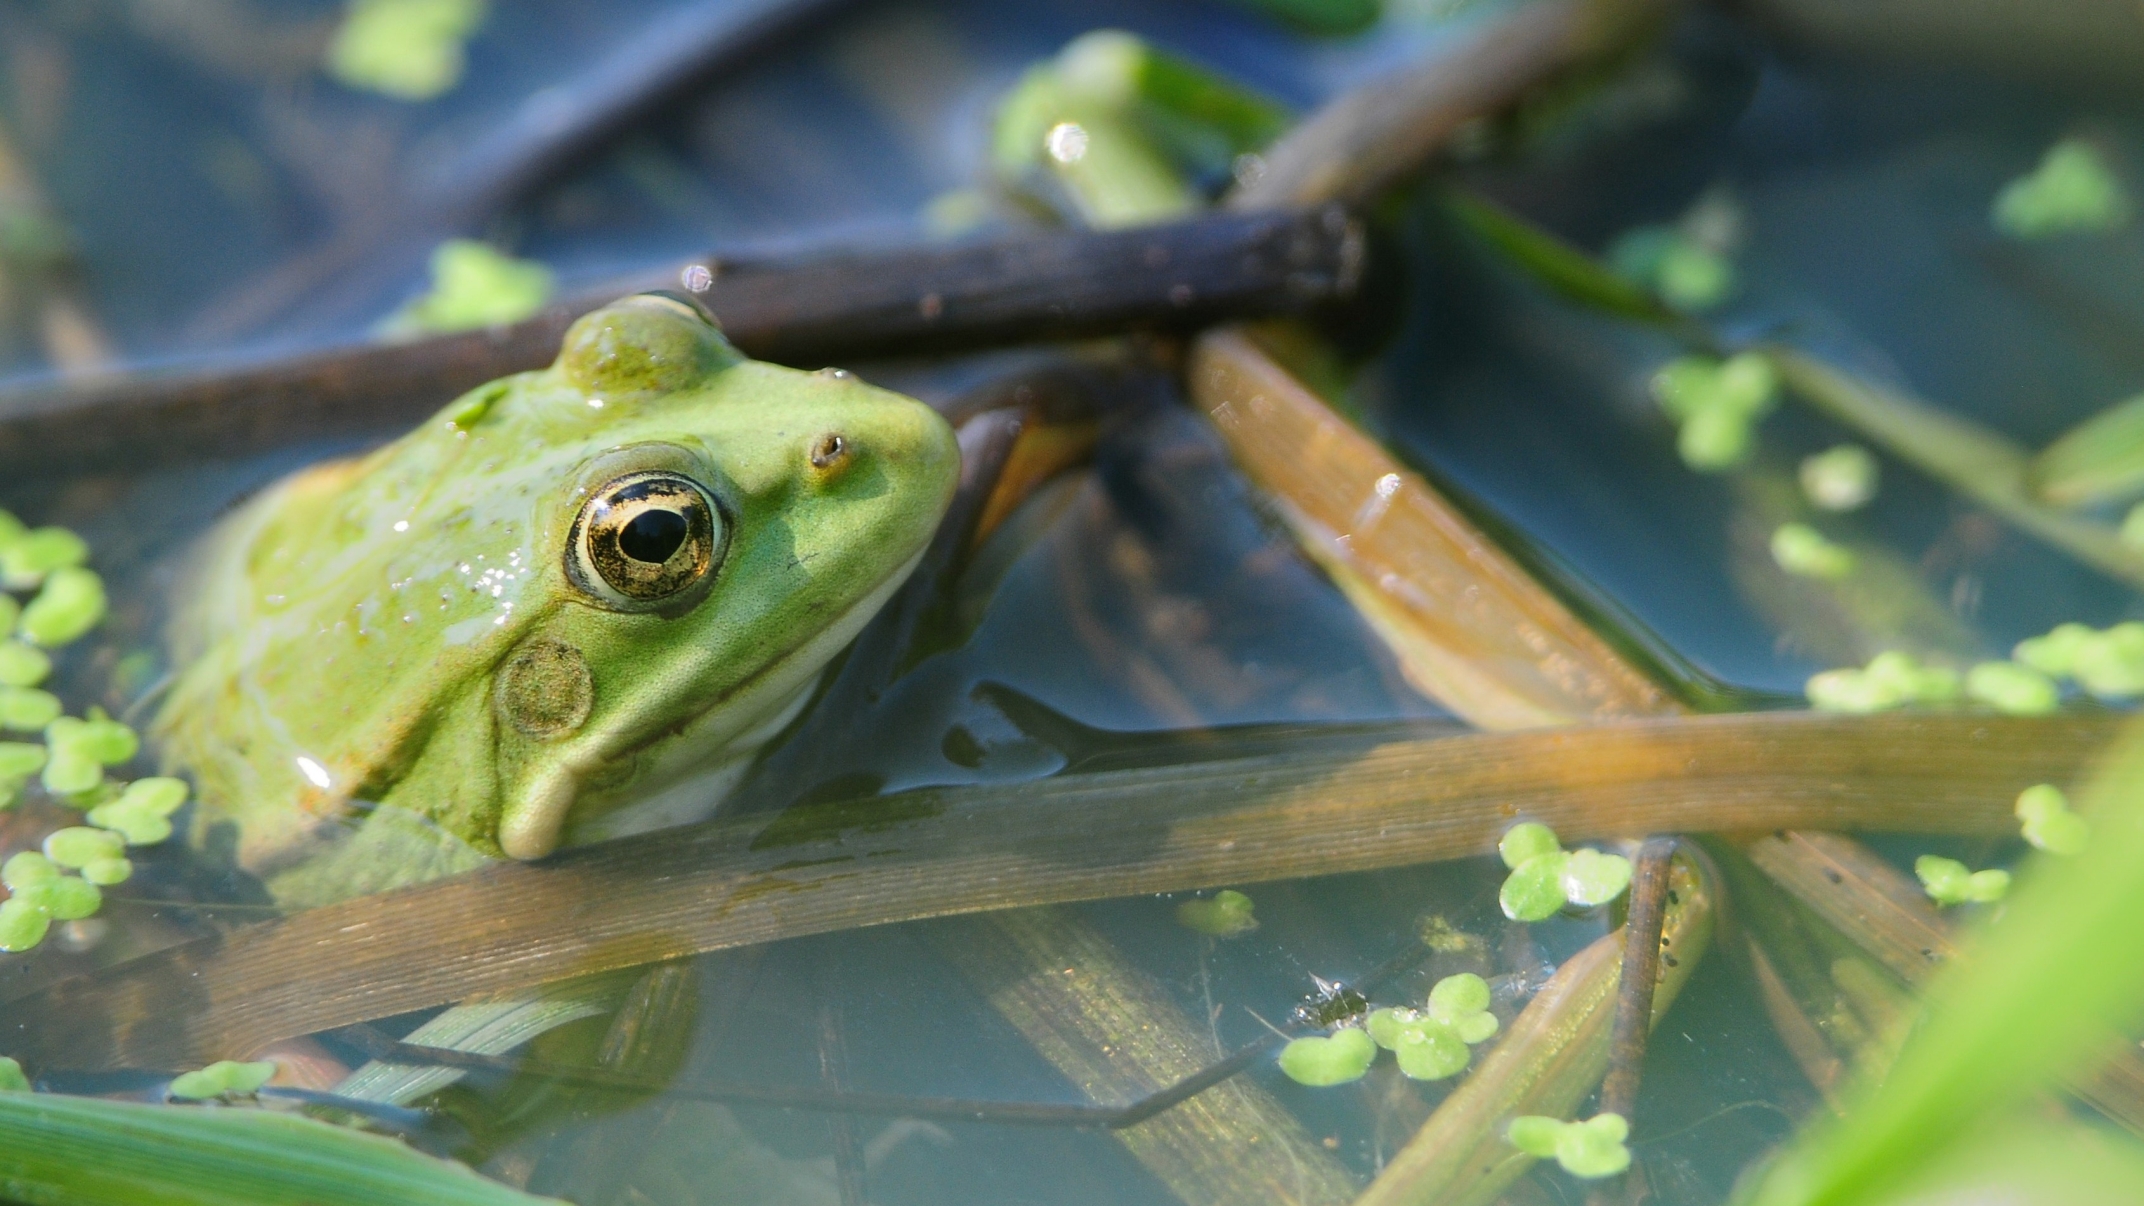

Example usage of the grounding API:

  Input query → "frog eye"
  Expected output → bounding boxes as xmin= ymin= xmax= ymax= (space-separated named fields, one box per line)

xmin=568 ymin=471 xmax=726 ymax=612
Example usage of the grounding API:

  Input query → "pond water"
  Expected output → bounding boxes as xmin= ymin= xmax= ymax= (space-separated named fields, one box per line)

xmin=0 ymin=1 xmax=2137 ymax=1204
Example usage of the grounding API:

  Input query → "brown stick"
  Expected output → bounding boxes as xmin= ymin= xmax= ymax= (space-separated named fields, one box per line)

xmin=0 ymin=711 xmax=2112 ymax=1072
xmin=1598 ymin=839 xmax=1680 ymax=1119
xmin=0 ymin=209 xmax=1358 ymax=482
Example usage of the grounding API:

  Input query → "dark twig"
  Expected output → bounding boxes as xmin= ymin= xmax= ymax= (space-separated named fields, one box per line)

xmin=0 ymin=208 xmax=1359 ymax=483
xmin=1592 ymin=837 xmax=1679 ymax=1206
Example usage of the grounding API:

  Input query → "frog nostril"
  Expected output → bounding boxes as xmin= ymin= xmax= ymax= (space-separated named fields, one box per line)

xmin=619 ymin=509 xmax=688 ymax=564
xmin=810 ymin=433 xmax=848 ymax=470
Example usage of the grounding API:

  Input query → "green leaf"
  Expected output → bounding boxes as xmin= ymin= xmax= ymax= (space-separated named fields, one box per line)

xmin=1278 ymin=1027 xmax=1377 ymax=1087
xmin=1964 ymin=662 xmax=2060 ymax=716
xmin=1175 ymin=888 xmax=1258 ymax=937
xmin=1555 ymin=1113 xmax=1632 ymax=1179
xmin=0 ymin=1089 xmax=560 ymax=1203
xmin=1560 ymin=848 xmax=1634 ymax=909
xmin=19 ymin=567 xmax=106 ymax=648
xmin=1498 ymin=822 xmax=1560 ymax=869
xmin=1993 ymin=138 xmax=2131 ymax=240
xmin=1392 ymin=1024 xmax=1471 ymax=1081
xmin=326 ymin=0 xmax=488 ymax=102
xmin=1507 ymin=1115 xmax=1564 ymax=1159
xmin=1500 ymin=851 xmax=1572 ymax=922
xmin=2029 ymin=392 xmax=2144 ymax=507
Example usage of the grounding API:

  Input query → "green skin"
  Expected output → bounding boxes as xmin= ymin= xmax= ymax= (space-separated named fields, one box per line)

xmin=154 ymin=295 xmax=959 ymax=904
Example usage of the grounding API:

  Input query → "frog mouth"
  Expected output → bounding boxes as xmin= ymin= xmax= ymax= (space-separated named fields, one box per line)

xmin=495 ymin=549 xmax=926 ymax=860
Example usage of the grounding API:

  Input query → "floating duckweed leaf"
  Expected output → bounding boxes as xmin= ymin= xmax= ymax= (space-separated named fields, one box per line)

xmin=18 ymin=874 xmax=100 ymax=922
xmin=0 ymin=528 xmax=86 ymax=592
xmin=1500 ymin=851 xmax=1571 ymax=922
xmin=0 ymin=688 xmax=59 ymax=733
xmin=0 ymin=1057 xmax=28 ymax=1092
xmin=2012 ymin=621 xmax=2144 ymax=699
xmin=1965 ymin=661 xmax=2060 ymax=716
xmin=1558 ymin=1114 xmax=1633 ymax=1178
xmin=1807 ymin=651 xmax=1962 ymax=713
xmin=1652 ymin=354 xmax=1777 ymax=471
xmin=1917 ymin=855 xmax=2011 ymax=907
xmin=1507 ymin=1114 xmax=1633 ymax=1178
xmin=38 ymin=749 xmax=99 ymax=797
xmin=0 ymin=643 xmax=48 ymax=689
xmin=1993 ymin=138 xmax=2131 ymax=239
xmin=1561 ymin=848 xmax=1635 ymax=909
xmin=1609 ymin=226 xmax=1735 ymax=312
xmin=0 ymin=510 xmax=20 ymax=548
xmin=1392 ymin=1025 xmax=1471 ymax=1080
xmin=2015 ymin=623 xmax=2095 ymax=679
xmin=86 ymin=802 xmax=170 ymax=846
xmin=0 ymin=743 xmax=43 ymax=804
xmin=0 ymin=597 xmax=15 ymax=636
xmin=326 ymin=0 xmax=487 ymax=101
xmin=0 ymin=899 xmax=47 ymax=951
xmin=1175 ymin=888 xmax=1258 ymax=937
xmin=1508 ymin=1115 xmax=1564 ymax=1158
xmin=1 ymin=853 xmax=53 ymax=890
xmin=88 ymin=777 xmax=190 ymax=847
xmin=1770 ymin=523 xmax=1857 ymax=580
xmin=2015 ymin=784 xmax=2088 ymax=855
xmin=1365 ymin=1006 xmax=1417 ymax=1050
xmin=1427 ymin=972 xmax=1491 ymax=1019
xmin=41 ymin=827 xmax=122 ymax=870
xmin=168 ymin=1059 xmax=278 ymax=1101
xmin=81 ymin=856 xmax=131 ymax=886
xmin=46 ymin=713 xmax=138 ymax=767
xmin=1278 ymin=1027 xmax=1376 ymax=1086
xmin=19 ymin=568 xmax=105 ymax=648
xmin=388 ymin=240 xmax=554 ymax=336
xmin=1498 ymin=822 xmax=1560 ymax=869
xmin=1800 ymin=444 xmax=1879 ymax=511
xmin=1426 ymin=973 xmax=1499 ymax=1045
xmin=115 ymin=777 xmax=188 ymax=816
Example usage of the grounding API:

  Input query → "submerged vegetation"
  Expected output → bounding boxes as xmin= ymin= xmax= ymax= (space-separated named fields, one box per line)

xmin=0 ymin=0 xmax=2140 ymax=1204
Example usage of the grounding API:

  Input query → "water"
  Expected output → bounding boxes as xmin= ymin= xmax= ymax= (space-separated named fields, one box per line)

xmin=0 ymin=1 xmax=2138 ymax=1203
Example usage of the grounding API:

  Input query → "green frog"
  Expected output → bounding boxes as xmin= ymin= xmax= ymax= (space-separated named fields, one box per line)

xmin=155 ymin=293 xmax=959 ymax=905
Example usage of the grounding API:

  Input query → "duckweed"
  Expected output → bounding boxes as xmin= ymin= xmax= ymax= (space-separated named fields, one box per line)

xmin=0 ymin=643 xmax=48 ymax=688
xmin=88 ymin=777 xmax=190 ymax=847
xmin=0 ymin=742 xmax=44 ymax=808
xmin=388 ymin=240 xmax=554 ymax=335
xmin=1800 ymin=444 xmax=1879 ymax=511
xmin=1176 ymin=889 xmax=1258 ymax=937
xmin=1609 ymin=225 xmax=1735 ymax=312
xmin=2015 ymin=784 xmax=2088 ymax=855
xmin=19 ymin=567 xmax=106 ymax=648
xmin=1916 ymin=855 xmax=2010 ymax=906
xmin=1508 ymin=1112 xmax=1633 ymax=1179
xmin=0 ymin=527 xmax=86 ymax=591
xmin=1651 ymin=353 xmax=1777 ymax=471
xmin=1498 ymin=822 xmax=1633 ymax=920
xmin=1770 ymin=523 xmax=1856 ymax=580
xmin=2013 ymin=621 xmax=2144 ymax=698
xmin=1277 ymin=1026 xmax=1376 ymax=1086
xmin=0 ymin=1057 xmax=29 ymax=1092
xmin=1963 ymin=661 xmax=2060 ymax=716
xmin=326 ymin=0 xmax=487 ymax=101
xmin=0 ymin=900 xmax=48 ymax=952
xmin=1806 ymin=651 xmax=1962 ymax=713
xmin=1993 ymin=138 xmax=2131 ymax=239
xmin=168 ymin=1059 xmax=278 ymax=1101
xmin=0 ymin=688 xmax=60 ymax=733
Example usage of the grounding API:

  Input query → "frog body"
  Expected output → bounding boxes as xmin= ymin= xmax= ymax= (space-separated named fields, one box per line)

xmin=155 ymin=295 xmax=958 ymax=901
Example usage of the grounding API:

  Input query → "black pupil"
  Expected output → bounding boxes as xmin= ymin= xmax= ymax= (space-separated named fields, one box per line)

xmin=618 ymin=508 xmax=689 ymax=564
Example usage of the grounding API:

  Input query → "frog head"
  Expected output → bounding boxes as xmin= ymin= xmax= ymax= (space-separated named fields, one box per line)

xmin=157 ymin=295 xmax=959 ymax=890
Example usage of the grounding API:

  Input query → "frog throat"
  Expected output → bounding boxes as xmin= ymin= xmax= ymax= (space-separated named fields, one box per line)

xmin=493 ymin=547 xmax=924 ymax=859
